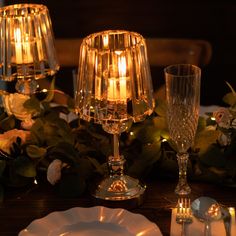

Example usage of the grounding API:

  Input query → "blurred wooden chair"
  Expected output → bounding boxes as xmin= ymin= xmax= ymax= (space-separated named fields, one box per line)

xmin=52 ymin=38 xmax=212 ymax=103
xmin=55 ymin=37 xmax=212 ymax=68
xmin=145 ymin=38 xmax=212 ymax=99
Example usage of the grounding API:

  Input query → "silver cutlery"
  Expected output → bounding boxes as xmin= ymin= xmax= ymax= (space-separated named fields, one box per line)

xmin=176 ymin=197 xmax=193 ymax=236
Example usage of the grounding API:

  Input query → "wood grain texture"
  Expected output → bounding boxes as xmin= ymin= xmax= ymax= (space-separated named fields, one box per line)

xmin=1 ymin=179 xmax=236 ymax=236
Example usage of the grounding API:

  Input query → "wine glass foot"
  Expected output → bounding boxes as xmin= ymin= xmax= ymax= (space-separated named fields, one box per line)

xmin=93 ymin=175 xmax=146 ymax=201
xmin=175 ymin=183 xmax=191 ymax=195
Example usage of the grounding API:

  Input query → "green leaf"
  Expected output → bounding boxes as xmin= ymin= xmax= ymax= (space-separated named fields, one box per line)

xmin=0 ymin=115 xmax=16 ymax=131
xmin=197 ymin=116 xmax=207 ymax=132
xmin=26 ymin=145 xmax=47 ymax=159
xmin=43 ymin=77 xmax=55 ymax=103
xmin=128 ymin=141 xmax=162 ymax=177
xmin=153 ymin=116 xmax=168 ymax=131
xmin=194 ymin=129 xmax=220 ymax=155
xmin=223 ymin=92 xmax=236 ymax=107
xmin=154 ymin=98 xmax=167 ymax=117
xmin=47 ymin=142 xmax=78 ymax=162
xmin=13 ymin=156 xmax=36 ymax=177
xmin=0 ymin=110 xmax=7 ymax=122
xmin=30 ymin=118 xmax=45 ymax=145
xmin=223 ymin=82 xmax=236 ymax=106
xmin=23 ymin=96 xmax=41 ymax=114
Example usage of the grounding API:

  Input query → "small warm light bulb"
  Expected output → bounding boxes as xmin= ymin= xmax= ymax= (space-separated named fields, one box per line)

xmin=211 ymin=117 xmax=216 ymax=121
xmin=130 ymin=131 xmax=134 ymax=136
xmin=34 ymin=179 xmax=38 ymax=185
xmin=162 ymin=138 xmax=167 ymax=142
xmin=42 ymin=88 xmax=48 ymax=93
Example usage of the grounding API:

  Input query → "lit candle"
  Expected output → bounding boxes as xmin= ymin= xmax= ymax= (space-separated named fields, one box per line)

xmin=14 ymin=28 xmax=33 ymax=64
xmin=107 ymin=56 xmax=129 ymax=102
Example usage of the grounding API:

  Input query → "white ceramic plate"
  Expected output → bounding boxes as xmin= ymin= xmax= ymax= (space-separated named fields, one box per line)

xmin=19 ymin=206 xmax=163 ymax=236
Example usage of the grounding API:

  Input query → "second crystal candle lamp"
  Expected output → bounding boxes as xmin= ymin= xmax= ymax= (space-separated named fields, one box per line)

xmin=0 ymin=4 xmax=59 ymax=94
xmin=75 ymin=30 xmax=154 ymax=201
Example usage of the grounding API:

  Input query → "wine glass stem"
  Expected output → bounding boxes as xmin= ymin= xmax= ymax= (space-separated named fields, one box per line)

xmin=108 ymin=133 xmax=124 ymax=177
xmin=113 ymin=133 xmax=120 ymax=159
xmin=176 ymin=153 xmax=191 ymax=195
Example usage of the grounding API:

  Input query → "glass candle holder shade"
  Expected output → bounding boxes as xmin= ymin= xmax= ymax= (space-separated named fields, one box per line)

xmin=76 ymin=30 xmax=154 ymax=134
xmin=75 ymin=30 xmax=154 ymax=201
xmin=0 ymin=4 xmax=59 ymax=83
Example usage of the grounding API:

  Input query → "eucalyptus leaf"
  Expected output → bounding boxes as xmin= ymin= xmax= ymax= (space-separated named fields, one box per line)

xmin=13 ymin=156 xmax=36 ymax=177
xmin=46 ymin=142 xmax=78 ymax=164
xmin=128 ymin=141 xmax=162 ymax=177
xmin=43 ymin=77 xmax=55 ymax=103
xmin=153 ymin=116 xmax=168 ymax=131
xmin=197 ymin=116 xmax=207 ymax=132
xmin=154 ymin=98 xmax=167 ymax=117
xmin=26 ymin=145 xmax=46 ymax=159
xmin=199 ymin=144 xmax=226 ymax=168
xmin=194 ymin=129 xmax=220 ymax=155
xmin=30 ymin=118 xmax=46 ymax=145
xmin=23 ymin=96 xmax=41 ymax=114
xmin=223 ymin=92 xmax=236 ymax=107
xmin=0 ymin=110 xmax=7 ymax=121
xmin=0 ymin=115 xmax=16 ymax=131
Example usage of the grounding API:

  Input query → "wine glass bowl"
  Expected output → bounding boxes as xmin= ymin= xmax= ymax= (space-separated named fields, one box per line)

xmin=165 ymin=64 xmax=201 ymax=195
xmin=75 ymin=30 xmax=154 ymax=201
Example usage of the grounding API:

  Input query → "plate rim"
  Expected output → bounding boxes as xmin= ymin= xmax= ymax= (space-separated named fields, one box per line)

xmin=19 ymin=206 xmax=163 ymax=236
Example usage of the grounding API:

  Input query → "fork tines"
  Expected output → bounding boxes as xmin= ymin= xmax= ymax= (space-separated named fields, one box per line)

xmin=176 ymin=197 xmax=193 ymax=223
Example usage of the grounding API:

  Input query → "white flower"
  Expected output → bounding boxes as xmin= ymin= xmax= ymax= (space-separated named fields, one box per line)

xmin=0 ymin=129 xmax=30 ymax=154
xmin=47 ymin=159 xmax=67 ymax=185
xmin=232 ymin=118 xmax=236 ymax=129
xmin=21 ymin=119 xmax=35 ymax=130
xmin=218 ymin=133 xmax=231 ymax=146
xmin=213 ymin=108 xmax=233 ymax=129
xmin=2 ymin=93 xmax=33 ymax=121
xmin=206 ymin=125 xmax=217 ymax=131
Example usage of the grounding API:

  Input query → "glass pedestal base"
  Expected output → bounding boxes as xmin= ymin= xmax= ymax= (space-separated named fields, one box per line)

xmin=175 ymin=182 xmax=191 ymax=195
xmin=93 ymin=175 xmax=146 ymax=201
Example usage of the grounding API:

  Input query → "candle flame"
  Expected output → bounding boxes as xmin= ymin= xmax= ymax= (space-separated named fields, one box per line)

xmin=118 ymin=56 xmax=126 ymax=77
xmin=103 ymin=34 xmax=109 ymax=48
xmin=14 ymin=28 xmax=22 ymax=43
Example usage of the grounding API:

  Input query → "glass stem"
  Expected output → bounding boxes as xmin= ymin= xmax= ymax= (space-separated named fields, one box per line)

xmin=175 ymin=153 xmax=191 ymax=195
xmin=113 ymin=133 xmax=119 ymax=159
xmin=108 ymin=134 xmax=124 ymax=177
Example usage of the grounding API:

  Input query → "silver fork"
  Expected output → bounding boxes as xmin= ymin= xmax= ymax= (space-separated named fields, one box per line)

xmin=176 ymin=197 xmax=193 ymax=236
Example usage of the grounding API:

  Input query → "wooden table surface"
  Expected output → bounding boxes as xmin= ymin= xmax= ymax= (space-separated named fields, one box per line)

xmin=1 ymin=178 xmax=236 ymax=236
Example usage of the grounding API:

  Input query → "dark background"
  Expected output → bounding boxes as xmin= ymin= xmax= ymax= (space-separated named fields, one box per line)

xmin=4 ymin=0 xmax=236 ymax=105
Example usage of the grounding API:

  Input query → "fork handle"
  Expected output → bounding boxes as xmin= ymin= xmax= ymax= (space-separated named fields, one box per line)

xmin=181 ymin=222 xmax=186 ymax=236
xmin=204 ymin=222 xmax=211 ymax=236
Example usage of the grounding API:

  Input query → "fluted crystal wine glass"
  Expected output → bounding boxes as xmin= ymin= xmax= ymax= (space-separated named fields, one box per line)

xmin=165 ymin=64 xmax=201 ymax=195
xmin=75 ymin=30 xmax=154 ymax=201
